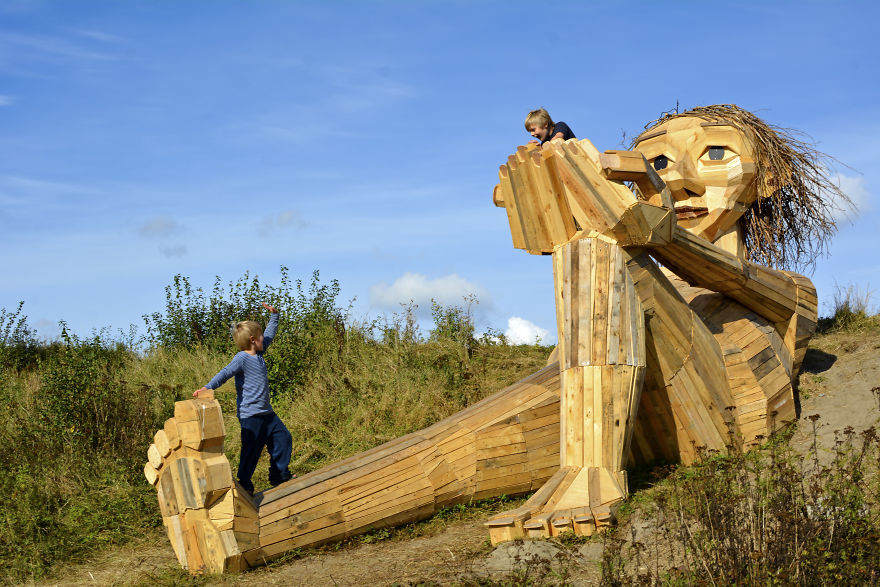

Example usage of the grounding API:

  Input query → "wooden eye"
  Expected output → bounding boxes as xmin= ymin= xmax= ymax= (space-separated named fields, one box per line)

xmin=708 ymin=146 xmax=725 ymax=160
xmin=653 ymin=155 xmax=668 ymax=170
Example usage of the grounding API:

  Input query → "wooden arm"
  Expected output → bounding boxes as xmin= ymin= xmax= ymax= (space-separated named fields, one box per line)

xmin=653 ymin=226 xmax=799 ymax=324
xmin=492 ymin=142 xmax=803 ymax=325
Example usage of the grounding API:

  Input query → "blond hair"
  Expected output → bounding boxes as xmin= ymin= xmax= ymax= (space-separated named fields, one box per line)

xmin=525 ymin=108 xmax=553 ymax=131
xmin=633 ymin=104 xmax=851 ymax=272
xmin=232 ymin=320 xmax=263 ymax=351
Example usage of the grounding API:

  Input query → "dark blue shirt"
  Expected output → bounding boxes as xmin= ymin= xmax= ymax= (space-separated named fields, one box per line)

xmin=541 ymin=121 xmax=576 ymax=144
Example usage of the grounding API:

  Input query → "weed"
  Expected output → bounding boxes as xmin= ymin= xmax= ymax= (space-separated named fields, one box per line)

xmin=818 ymin=283 xmax=879 ymax=332
xmin=601 ymin=421 xmax=880 ymax=585
xmin=0 ymin=271 xmax=551 ymax=582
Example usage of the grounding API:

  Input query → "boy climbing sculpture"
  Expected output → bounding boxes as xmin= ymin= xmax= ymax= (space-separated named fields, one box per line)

xmin=145 ymin=105 xmax=847 ymax=572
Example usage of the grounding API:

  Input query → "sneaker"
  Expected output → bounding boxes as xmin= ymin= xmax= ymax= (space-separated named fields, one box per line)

xmin=269 ymin=472 xmax=296 ymax=487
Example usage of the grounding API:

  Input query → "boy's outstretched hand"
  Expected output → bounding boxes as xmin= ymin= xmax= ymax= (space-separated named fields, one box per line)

xmin=262 ymin=302 xmax=278 ymax=314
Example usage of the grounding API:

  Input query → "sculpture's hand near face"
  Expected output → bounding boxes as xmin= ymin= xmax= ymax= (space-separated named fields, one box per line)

xmin=493 ymin=139 xmax=677 ymax=254
xmin=609 ymin=200 xmax=675 ymax=248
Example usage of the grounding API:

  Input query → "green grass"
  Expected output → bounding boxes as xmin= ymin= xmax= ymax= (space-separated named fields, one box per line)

xmin=0 ymin=270 xmax=551 ymax=583
xmin=818 ymin=283 xmax=880 ymax=333
xmin=3 ymin=271 xmax=878 ymax=585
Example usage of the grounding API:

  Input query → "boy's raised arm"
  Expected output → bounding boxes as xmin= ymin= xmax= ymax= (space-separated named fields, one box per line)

xmin=261 ymin=302 xmax=280 ymax=351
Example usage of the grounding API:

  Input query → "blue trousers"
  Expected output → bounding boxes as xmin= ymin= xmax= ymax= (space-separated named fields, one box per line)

xmin=238 ymin=413 xmax=292 ymax=494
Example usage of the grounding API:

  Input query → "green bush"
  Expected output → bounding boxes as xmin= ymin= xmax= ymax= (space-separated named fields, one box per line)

xmin=818 ymin=283 xmax=879 ymax=332
xmin=0 ymin=269 xmax=555 ymax=582
xmin=0 ymin=314 xmax=163 ymax=580
xmin=0 ymin=301 xmax=42 ymax=372
xmin=39 ymin=325 xmax=148 ymax=454
xmin=143 ymin=267 xmax=345 ymax=395
xmin=602 ymin=422 xmax=880 ymax=585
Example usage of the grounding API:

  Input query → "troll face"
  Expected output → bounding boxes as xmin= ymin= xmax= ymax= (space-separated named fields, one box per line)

xmin=634 ymin=117 xmax=757 ymax=243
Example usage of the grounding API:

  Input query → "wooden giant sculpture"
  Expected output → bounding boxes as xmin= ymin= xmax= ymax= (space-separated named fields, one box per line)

xmin=145 ymin=105 xmax=846 ymax=572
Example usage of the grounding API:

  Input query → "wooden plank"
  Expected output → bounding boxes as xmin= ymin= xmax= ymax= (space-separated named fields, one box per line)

xmin=577 ymin=240 xmax=593 ymax=367
xmin=145 ymin=462 xmax=159 ymax=486
xmin=498 ymin=166 xmax=527 ymax=250
xmin=157 ymin=473 xmax=179 ymax=517
xmin=591 ymin=240 xmax=610 ymax=364
xmin=257 ymin=434 xmax=430 ymax=514
xmin=154 ymin=429 xmax=172 ymax=458
xmin=164 ymin=514 xmax=188 ymax=569
xmin=562 ymin=369 xmax=584 ymax=468
xmin=164 ymin=417 xmax=181 ymax=450
xmin=147 ymin=444 xmax=162 ymax=469
xmin=259 ymin=495 xmax=343 ymax=539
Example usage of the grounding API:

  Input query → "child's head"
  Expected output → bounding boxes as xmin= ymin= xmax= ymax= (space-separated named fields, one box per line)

xmin=525 ymin=108 xmax=554 ymax=141
xmin=233 ymin=320 xmax=263 ymax=351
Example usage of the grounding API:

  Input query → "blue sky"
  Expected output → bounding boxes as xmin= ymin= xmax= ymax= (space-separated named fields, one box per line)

xmin=1 ymin=0 xmax=876 ymax=344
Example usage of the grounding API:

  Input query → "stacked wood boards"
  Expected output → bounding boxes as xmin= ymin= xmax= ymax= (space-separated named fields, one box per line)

xmin=249 ymin=366 xmax=563 ymax=566
xmin=143 ymin=391 xmax=255 ymax=573
xmin=552 ymin=237 xmax=645 ymax=510
xmin=485 ymin=138 xmax=819 ymax=542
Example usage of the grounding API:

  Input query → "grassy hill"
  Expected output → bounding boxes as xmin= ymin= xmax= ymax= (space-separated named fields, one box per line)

xmin=0 ymin=270 xmax=551 ymax=583
xmin=3 ymin=274 xmax=879 ymax=585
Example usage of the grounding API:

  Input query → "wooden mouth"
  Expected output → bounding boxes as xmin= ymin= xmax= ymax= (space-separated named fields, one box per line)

xmin=675 ymin=206 xmax=709 ymax=220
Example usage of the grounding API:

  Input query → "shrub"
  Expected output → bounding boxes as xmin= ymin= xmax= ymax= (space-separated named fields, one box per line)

xmin=143 ymin=267 xmax=345 ymax=395
xmin=602 ymin=421 xmax=880 ymax=585
xmin=0 ymin=302 xmax=41 ymax=372
xmin=819 ymin=283 xmax=879 ymax=332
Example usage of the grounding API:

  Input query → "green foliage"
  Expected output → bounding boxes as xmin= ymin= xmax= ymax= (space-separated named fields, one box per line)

xmin=0 ymin=301 xmax=41 ymax=372
xmin=430 ymin=295 xmax=477 ymax=349
xmin=143 ymin=267 xmax=345 ymax=395
xmin=819 ymin=283 xmax=880 ymax=333
xmin=39 ymin=325 xmax=146 ymax=453
xmin=602 ymin=422 xmax=880 ymax=585
xmin=0 ymin=269 xmax=553 ymax=582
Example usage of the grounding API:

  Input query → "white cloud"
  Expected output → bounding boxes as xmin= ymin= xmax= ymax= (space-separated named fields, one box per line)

xmin=0 ymin=95 xmax=12 ymax=106
xmin=257 ymin=209 xmax=307 ymax=234
xmin=0 ymin=31 xmax=117 ymax=66
xmin=833 ymin=172 xmax=869 ymax=220
xmin=159 ymin=244 xmax=187 ymax=258
xmin=139 ymin=215 xmax=183 ymax=237
xmin=505 ymin=316 xmax=550 ymax=345
xmin=70 ymin=29 xmax=124 ymax=44
xmin=370 ymin=273 xmax=492 ymax=315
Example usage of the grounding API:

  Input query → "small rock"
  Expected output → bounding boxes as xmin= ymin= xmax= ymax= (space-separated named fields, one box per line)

xmin=578 ymin=541 xmax=604 ymax=561
xmin=480 ymin=540 xmax=562 ymax=573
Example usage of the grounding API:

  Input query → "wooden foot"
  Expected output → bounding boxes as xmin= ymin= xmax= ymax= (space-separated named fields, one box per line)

xmin=144 ymin=390 xmax=257 ymax=574
xmin=485 ymin=465 xmax=623 ymax=544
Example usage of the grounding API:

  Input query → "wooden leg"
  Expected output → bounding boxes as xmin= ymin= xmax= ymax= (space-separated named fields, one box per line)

xmin=488 ymin=237 xmax=646 ymax=541
xmin=626 ymin=251 xmax=740 ymax=463
xmin=150 ymin=365 xmax=572 ymax=572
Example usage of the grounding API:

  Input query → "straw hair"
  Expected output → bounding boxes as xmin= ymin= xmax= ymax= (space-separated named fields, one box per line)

xmin=634 ymin=104 xmax=852 ymax=272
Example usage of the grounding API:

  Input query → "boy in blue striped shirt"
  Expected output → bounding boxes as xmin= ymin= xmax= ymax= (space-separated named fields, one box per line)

xmin=194 ymin=302 xmax=293 ymax=494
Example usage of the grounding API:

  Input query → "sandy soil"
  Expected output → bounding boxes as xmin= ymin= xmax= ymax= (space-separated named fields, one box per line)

xmin=790 ymin=330 xmax=880 ymax=459
xmin=29 ymin=330 xmax=880 ymax=587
